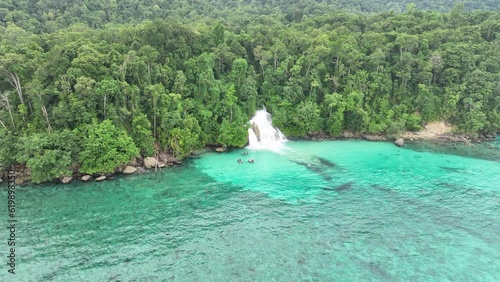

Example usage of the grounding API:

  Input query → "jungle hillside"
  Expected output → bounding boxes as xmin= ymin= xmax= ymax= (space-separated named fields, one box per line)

xmin=0 ymin=0 xmax=499 ymax=182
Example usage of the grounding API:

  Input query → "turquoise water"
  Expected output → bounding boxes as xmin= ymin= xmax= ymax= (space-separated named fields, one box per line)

xmin=1 ymin=140 xmax=499 ymax=281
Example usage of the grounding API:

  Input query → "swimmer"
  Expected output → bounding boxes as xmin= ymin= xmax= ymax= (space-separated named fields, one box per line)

xmin=248 ymin=159 xmax=254 ymax=163
xmin=237 ymin=159 xmax=243 ymax=163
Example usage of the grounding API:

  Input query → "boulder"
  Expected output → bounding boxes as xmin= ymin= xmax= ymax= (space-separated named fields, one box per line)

xmin=144 ymin=157 xmax=157 ymax=169
xmin=95 ymin=175 xmax=106 ymax=181
xmin=0 ymin=178 xmax=3 ymax=184
xmin=123 ymin=166 xmax=138 ymax=174
xmin=61 ymin=176 xmax=73 ymax=184
xmin=215 ymin=147 xmax=226 ymax=152
xmin=395 ymin=138 xmax=405 ymax=147
xmin=81 ymin=175 xmax=92 ymax=181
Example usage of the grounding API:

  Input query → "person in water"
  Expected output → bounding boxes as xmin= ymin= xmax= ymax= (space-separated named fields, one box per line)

xmin=248 ymin=159 xmax=254 ymax=163
xmin=237 ymin=159 xmax=243 ymax=163
xmin=241 ymin=152 xmax=248 ymax=155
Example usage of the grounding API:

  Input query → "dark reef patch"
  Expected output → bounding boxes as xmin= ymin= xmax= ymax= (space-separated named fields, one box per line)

xmin=314 ymin=157 xmax=336 ymax=168
xmin=321 ymin=182 xmax=354 ymax=192
xmin=335 ymin=182 xmax=354 ymax=192
xmin=439 ymin=166 xmax=469 ymax=174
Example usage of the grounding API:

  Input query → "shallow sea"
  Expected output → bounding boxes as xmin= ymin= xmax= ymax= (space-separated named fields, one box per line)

xmin=1 ymin=140 xmax=499 ymax=281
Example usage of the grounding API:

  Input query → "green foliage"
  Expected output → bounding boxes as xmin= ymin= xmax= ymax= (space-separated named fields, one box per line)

xmin=0 ymin=2 xmax=499 ymax=180
xmin=289 ymin=101 xmax=322 ymax=136
xmin=16 ymin=130 xmax=78 ymax=183
xmin=217 ymin=119 xmax=249 ymax=147
xmin=131 ymin=113 xmax=155 ymax=157
xmin=405 ymin=114 xmax=424 ymax=131
xmin=79 ymin=120 xmax=139 ymax=174
xmin=0 ymin=129 xmax=19 ymax=171
xmin=169 ymin=128 xmax=200 ymax=159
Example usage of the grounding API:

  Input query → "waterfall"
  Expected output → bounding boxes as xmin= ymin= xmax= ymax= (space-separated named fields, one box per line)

xmin=247 ymin=108 xmax=287 ymax=151
xmin=246 ymin=108 xmax=335 ymax=182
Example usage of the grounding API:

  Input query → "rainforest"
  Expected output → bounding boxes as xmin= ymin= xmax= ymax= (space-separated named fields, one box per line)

xmin=0 ymin=0 xmax=499 ymax=182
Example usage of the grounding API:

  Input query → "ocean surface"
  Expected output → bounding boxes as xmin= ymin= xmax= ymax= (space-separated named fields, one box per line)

xmin=1 ymin=140 xmax=499 ymax=281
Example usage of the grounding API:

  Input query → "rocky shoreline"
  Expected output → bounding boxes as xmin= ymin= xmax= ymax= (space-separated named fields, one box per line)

xmin=0 ymin=151 xmax=185 ymax=186
xmin=307 ymin=131 xmax=497 ymax=144
xmin=1 ymin=129 xmax=497 ymax=186
xmin=307 ymin=120 xmax=498 ymax=145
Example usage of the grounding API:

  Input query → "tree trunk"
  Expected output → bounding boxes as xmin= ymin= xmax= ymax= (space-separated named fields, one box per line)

xmin=1 ymin=93 xmax=15 ymax=129
xmin=37 ymin=94 xmax=52 ymax=132
xmin=104 ymin=94 xmax=107 ymax=119
xmin=274 ymin=50 xmax=278 ymax=70
xmin=8 ymin=73 xmax=24 ymax=105
xmin=41 ymin=104 xmax=52 ymax=133
xmin=153 ymin=99 xmax=157 ymax=139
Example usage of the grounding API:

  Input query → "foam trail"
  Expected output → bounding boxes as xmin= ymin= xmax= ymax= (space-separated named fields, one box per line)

xmin=246 ymin=108 xmax=331 ymax=172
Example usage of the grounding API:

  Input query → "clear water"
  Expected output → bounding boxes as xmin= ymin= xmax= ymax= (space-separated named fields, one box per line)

xmin=1 ymin=140 xmax=499 ymax=281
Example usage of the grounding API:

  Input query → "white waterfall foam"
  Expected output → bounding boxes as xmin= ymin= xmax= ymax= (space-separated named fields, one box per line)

xmin=247 ymin=108 xmax=287 ymax=151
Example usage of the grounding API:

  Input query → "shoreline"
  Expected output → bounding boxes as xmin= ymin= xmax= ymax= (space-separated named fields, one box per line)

xmin=1 ymin=131 xmax=498 ymax=187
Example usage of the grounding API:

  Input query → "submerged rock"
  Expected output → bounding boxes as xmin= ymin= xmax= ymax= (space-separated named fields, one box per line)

xmin=123 ymin=166 xmax=138 ymax=174
xmin=61 ymin=176 xmax=73 ymax=184
xmin=336 ymin=182 xmax=353 ymax=192
xmin=81 ymin=175 xmax=92 ymax=181
xmin=395 ymin=138 xmax=405 ymax=147
xmin=95 ymin=175 xmax=106 ymax=181
xmin=15 ymin=178 xmax=24 ymax=185
xmin=315 ymin=157 xmax=336 ymax=168
xmin=144 ymin=157 xmax=157 ymax=168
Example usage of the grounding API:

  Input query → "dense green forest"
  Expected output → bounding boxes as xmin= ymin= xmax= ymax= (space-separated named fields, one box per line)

xmin=0 ymin=1 xmax=499 ymax=183
xmin=1 ymin=0 xmax=499 ymax=33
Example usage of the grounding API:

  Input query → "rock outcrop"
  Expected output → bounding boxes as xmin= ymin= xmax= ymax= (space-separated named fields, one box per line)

xmin=61 ymin=176 xmax=73 ymax=184
xmin=251 ymin=122 xmax=261 ymax=141
xmin=123 ymin=166 xmax=138 ymax=174
xmin=342 ymin=131 xmax=357 ymax=138
xmin=363 ymin=134 xmax=387 ymax=141
xmin=395 ymin=138 xmax=405 ymax=147
xmin=129 ymin=158 xmax=138 ymax=167
xmin=144 ymin=157 xmax=157 ymax=169
xmin=81 ymin=175 xmax=92 ymax=181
